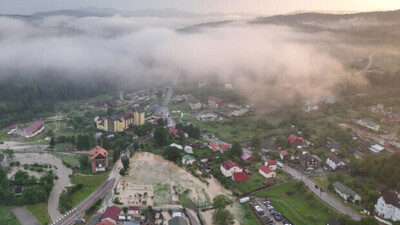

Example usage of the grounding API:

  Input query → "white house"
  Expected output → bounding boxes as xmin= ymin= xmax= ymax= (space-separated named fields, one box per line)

xmin=333 ymin=181 xmax=362 ymax=203
xmin=375 ymin=190 xmax=400 ymax=221
xmin=189 ymin=99 xmax=202 ymax=110
xmin=220 ymin=160 xmax=243 ymax=177
xmin=326 ymin=155 xmax=346 ymax=170
xmin=259 ymin=165 xmax=276 ymax=178
xmin=265 ymin=160 xmax=277 ymax=170
xmin=184 ymin=146 xmax=193 ymax=154
xmin=127 ymin=206 xmax=140 ymax=215
xmin=182 ymin=155 xmax=196 ymax=165
xmin=170 ymin=143 xmax=183 ymax=150
xmin=369 ymin=144 xmax=384 ymax=154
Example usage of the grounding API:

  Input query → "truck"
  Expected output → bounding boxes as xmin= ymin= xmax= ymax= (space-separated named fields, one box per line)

xmin=239 ymin=197 xmax=250 ymax=203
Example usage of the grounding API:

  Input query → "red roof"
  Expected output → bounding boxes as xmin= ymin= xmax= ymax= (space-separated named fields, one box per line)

xmin=128 ymin=206 xmax=140 ymax=211
xmin=25 ymin=120 xmax=44 ymax=133
xmin=208 ymin=96 xmax=226 ymax=104
xmin=169 ymin=128 xmax=178 ymax=135
xmin=101 ymin=206 xmax=121 ymax=222
xmin=259 ymin=165 xmax=273 ymax=174
xmin=219 ymin=144 xmax=231 ymax=150
xmin=96 ymin=221 xmax=114 ymax=225
xmin=232 ymin=172 xmax=247 ymax=182
xmin=266 ymin=160 xmax=277 ymax=166
xmin=287 ymin=134 xmax=304 ymax=143
xmin=221 ymin=160 xmax=242 ymax=170
xmin=280 ymin=150 xmax=290 ymax=156
xmin=7 ymin=123 xmax=19 ymax=129
xmin=90 ymin=146 xmax=108 ymax=160
xmin=209 ymin=143 xmax=219 ymax=149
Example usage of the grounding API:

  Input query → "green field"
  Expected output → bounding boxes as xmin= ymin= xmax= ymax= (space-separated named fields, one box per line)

xmin=53 ymin=153 xmax=80 ymax=168
xmin=69 ymin=174 xmax=108 ymax=208
xmin=0 ymin=206 xmax=20 ymax=225
xmin=238 ymin=204 xmax=262 ymax=225
xmin=26 ymin=203 xmax=51 ymax=225
xmin=257 ymin=181 xmax=339 ymax=225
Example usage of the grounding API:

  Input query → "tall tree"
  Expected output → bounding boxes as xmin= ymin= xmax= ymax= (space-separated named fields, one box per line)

xmin=154 ymin=127 xmax=168 ymax=146
xmin=212 ymin=209 xmax=234 ymax=225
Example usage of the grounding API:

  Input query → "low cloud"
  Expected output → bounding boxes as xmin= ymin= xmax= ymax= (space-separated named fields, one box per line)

xmin=0 ymin=15 xmax=366 ymax=106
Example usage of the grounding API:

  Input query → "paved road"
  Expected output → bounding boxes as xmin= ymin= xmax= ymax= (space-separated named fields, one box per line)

xmin=50 ymin=178 xmax=116 ymax=225
xmin=282 ymin=164 xmax=361 ymax=220
xmin=11 ymin=206 xmax=41 ymax=225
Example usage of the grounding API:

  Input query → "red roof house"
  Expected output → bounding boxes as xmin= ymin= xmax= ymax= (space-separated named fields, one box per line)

xmin=101 ymin=206 xmax=121 ymax=225
xmin=208 ymin=96 xmax=227 ymax=109
xmin=221 ymin=160 xmax=243 ymax=177
xmin=209 ymin=143 xmax=220 ymax=151
xmin=219 ymin=144 xmax=231 ymax=151
xmin=96 ymin=220 xmax=115 ymax=225
xmin=259 ymin=165 xmax=276 ymax=178
xmin=221 ymin=160 xmax=242 ymax=170
xmin=90 ymin=146 xmax=109 ymax=173
xmin=265 ymin=160 xmax=277 ymax=170
xmin=287 ymin=134 xmax=304 ymax=145
xmin=241 ymin=152 xmax=255 ymax=161
xmin=128 ymin=206 xmax=140 ymax=215
xmin=232 ymin=172 xmax=248 ymax=182
xmin=169 ymin=128 xmax=178 ymax=135
xmin=25 ymin=120 xmax=44 ymax=133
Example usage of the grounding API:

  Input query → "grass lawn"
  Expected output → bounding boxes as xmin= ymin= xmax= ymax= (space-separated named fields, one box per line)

xmin=53 ymin=153 xmax=80 ymax=168
xmin=237 ymin=204 xmax=262 ymax=225
xmin=231 ymin=172 xmax=265 ymax=194
xmin=0 ymin=205 xmax=21 ymax=225
xmin=69 ymin=174 xmax=108 ymax=208
xmin=26 ymin=203 xmax=50 ymax=225
xmin=257 ymin=181 xmax=339 ymax=225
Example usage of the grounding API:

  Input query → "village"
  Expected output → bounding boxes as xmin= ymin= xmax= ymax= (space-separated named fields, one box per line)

xmin=0 ymin=77 xmax=399 ymax=225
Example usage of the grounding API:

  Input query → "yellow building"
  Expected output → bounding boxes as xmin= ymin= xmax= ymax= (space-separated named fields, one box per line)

xmin=126 ymin=106 xmax=145 ymax=126
xmin=96 ymin=114 xmax=134 ymax=133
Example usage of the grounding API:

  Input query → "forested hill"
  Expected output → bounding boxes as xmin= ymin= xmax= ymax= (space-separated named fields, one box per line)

xmin=0 ymin=75 xmax=115 ymax=128
xmin=252 ymin=9 xmax=400 ymax=26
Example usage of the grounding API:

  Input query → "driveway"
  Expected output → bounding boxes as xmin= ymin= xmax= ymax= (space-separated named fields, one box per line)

xmin=282 ymin=164 xmax=361 ymax=220
xmin=11 ymin=206 xmax=41 ymax=225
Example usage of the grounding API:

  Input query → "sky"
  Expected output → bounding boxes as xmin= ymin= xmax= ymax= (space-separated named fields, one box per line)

xmin=1 ymin=0 xmax=400 ymax=15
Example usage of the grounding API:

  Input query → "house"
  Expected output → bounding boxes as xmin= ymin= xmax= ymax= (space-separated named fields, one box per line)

xmin=97 ymin=221 xmax=115 ymax=225
xmin=232 ymin=172 xmax=248 ymax=182
xmin=326 ymin=218 xmax=340 ymax=225
xmin=170 ymin=143 xmax=183 ymax=150
xmin=369 ymin=144 xmax=384 ymax=153
xmin=127 ymin=206 xmax=140 ymax=215
xmin=354 ymin=150 xmax=364 ymax=159
xmin=280 ymin=151 xmax=291 ymax=160
xmin=326 ymin=142 xmax=340 ymax=153
xmin=184 ymin=146 xmax=193 ymax=154
xmin=374 ymin=190 xmax=400 ymax=221
xmin=169 ymin=128 xmax=179 ymax=135
xmin=90 ymin=146 xmax=109 ymax=173
xmin=101 ymin=206 xmax=121 ymax=225
xmin=219 ymin=144 xmax=231 ymax=151
xmin=298 ymin=152 xmax=321 ymax=169
xmin=265 ymin=160 xmax=277 ymax=170
xmin=13 ymin=186 xmax=23 ymax=196
xmin=189 ymin=99 xmax=202 ymax=110
xmin=7 ymin=123 xmax=19 ymax=135
xmin=241 ymin=152 xmax=255 ymax=161
xmin=287 ymin=134 xmax=304 ymax=146
xmin=220 ymin=160 xmax=243 ymax=177
xmin=126 ymin=106 xmax=146 ymax=126
xmin=24 ymin=120 xmax=45 ymax=138
xmin=259 ymin=165 xmax=276 ymax=178
xmin=209 ymin=143 xmax=220 ymax=151
xmin=208 ymin=96 xmax=227 ymax=109
xmin=326 ymin=155 xmax=346 ymax=170
xmin=168 ymin=216 xmax=188 ymax=225
xmin=356 ymin=119 xmax=380 ymax=132
xmin=172 ymin=211 xmax=185 ymax=219
xmin=190 ymin=142 xmax=205 ymax=149
xmin=381 ymin=112 xmax=400 ymax=125
xmin=333 ymin=181 xmax=362 ymax=203
xmin=182 ymin=155 xmax=196 ymax=165
xmin=200 ymin=156 xmax=213 ymax=163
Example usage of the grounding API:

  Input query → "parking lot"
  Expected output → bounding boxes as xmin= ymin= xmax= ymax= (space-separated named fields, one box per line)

xmin=250 ymin=197 xmax=293 ymax=225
